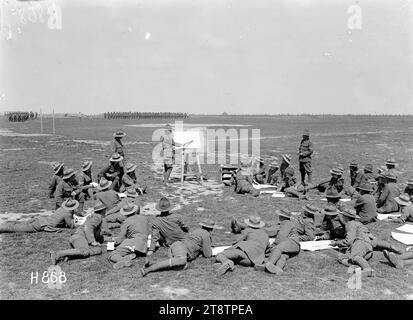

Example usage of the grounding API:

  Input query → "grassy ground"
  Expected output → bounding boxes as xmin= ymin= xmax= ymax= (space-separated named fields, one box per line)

xmin=1 ymin=115 xmax=413 ymax=299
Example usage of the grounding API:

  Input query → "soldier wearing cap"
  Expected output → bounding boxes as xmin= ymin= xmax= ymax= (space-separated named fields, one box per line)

xmin=111 ymin=130 xmax=126 ymax=159
xmin=353 ymin=164 xmax=375 ymax=190
xmin=278 ymin=155 xmax=307 ymax=199
xmin=55 ymin=168 xmax=85 ymax=212
xmin=120 ymin=162 xmax=147 ymax=194
xmin=108 ymin=202 xmax=153 ymax=269
xmin=159 ymin=124 xmax=191 ymax=183
xmin=215 ymin=216 xmax=269 ymax=276
xmin=324 ymin=187 xmax=346 ymax=211
xmin=94 ymin=178 xmax=120 ymax=211
xmin=385 ymin=158 xmax=398 ymax=179
xmin=377 ymin=173 xmax=400 ymax=214
xmin=77 ymin=161 xmax=95 ymax=200
xmin=141 ymin=219 xmax=218 ymax=277
xmin=349 ymin=161 xmax=358 ymax=187
xmin=149 ymin=197 xmax=190 ymax=249
xmin=314 ymin=205 xmax=345 ymax=241
xmin=354 ymin=182 xmax=377 ymax=224
xmin=404 ymin=179 xmax=413 ymax=203
xmin=48 ymin=162 xmax=64 ymax=199
xmin=256 ymin=207 xmax=317 ymax=275
xmin=51 ymin=202 xmax=107 ymax=264
xmin=332 ymin=208 xmax=402 ymax=277
xmin=98 ymin=153 xmax=125 ymax=192
xmin=234 ymin=158 xmax=260 ymax=197
xmin=298 ymin=129 xmax=313 ymax=186
xmin=318 ymin=168 xmax=345 ymax=194
xmin=104 ymin=187 xmax=140 ymax=229
xmin=384 ymin=194 xmax=413 ymax=224
xmin=0 ymin=199 xmax=78 ymax=233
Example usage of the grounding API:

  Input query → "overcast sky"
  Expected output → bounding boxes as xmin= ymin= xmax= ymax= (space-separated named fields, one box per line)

xmin=0 ymin=0 xmax=412 ymax=114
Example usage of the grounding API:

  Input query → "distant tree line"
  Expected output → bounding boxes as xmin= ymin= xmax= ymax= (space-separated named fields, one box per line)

xmin=5 ymin=111 xmax=37 ymax=122
xmin=104 ymin=112 xmax=189 ymax=119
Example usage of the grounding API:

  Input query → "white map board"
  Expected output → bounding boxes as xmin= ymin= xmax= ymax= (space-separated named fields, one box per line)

xmin=173 ymin=130 xmax=202 ymax=149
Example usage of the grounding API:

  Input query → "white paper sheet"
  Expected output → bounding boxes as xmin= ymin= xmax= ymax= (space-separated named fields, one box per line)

xmin=377 ymin=213 xmax=401 ymax=221
xmin=299 ymin=240 xmax=337 ymax=252
xmin=396 ymin=224 xmax=413 ymax=234
xmin=271 ymin=193 xmax=286 ymax=198
xmin=252 ymin=183 xmax=278 ymax=190
xmin=107 ymin=242 xmax=115 ymax=251
xmin=391 ymin=232 xmax=413 ymax=245
xmin=212 ymin=239 xmax=334 ymax=256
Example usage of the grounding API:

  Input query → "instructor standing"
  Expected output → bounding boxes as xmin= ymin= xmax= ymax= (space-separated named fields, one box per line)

xmin=298 ymin=129 xmax=313 ymax=187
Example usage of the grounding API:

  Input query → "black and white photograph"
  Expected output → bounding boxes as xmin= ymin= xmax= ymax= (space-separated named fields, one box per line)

xmin=0 ymin=0 xmax=413 ymax=305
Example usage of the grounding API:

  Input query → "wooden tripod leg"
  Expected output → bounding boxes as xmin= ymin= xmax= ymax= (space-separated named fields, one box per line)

xmin=196 ymin=153 xmax=203 ymax=185
xmin=181 ymin=149 xmax=185 ymax=185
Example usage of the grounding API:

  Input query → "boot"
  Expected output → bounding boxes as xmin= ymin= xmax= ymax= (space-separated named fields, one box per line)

xmin=275 ymin=254 xmax=288 ymax=270
xmin=267 ymin=249 xmax=281 ymax=266
xmin=216 ymin=260 xmax=235 ymax=276
xmin=383 ymin=250 xmax=403 ymax=269
xmin=254 ymin=263 xmax=266 ymax=272
xmin=374 ymin=240 xmax=403 ymax=254
xmin=351 ymin=256 xmax=375 ymax=277
xmin=265 ymin=262 xmax=284 ymax=275
xmin=113 ymin=259 xmax=133 ymax=270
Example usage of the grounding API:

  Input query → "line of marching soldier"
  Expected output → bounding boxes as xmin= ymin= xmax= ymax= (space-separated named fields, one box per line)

xmin=104 ymin=112 xmax=189 ymax=120
xmin=6 ymin=111 xmax=37 ymax=122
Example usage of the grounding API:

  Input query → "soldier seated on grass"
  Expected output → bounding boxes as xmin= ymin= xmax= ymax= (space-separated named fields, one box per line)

xmin=50 ymin=202 xmax=107 ymax=264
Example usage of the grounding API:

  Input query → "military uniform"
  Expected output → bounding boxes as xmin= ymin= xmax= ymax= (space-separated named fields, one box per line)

xmin=253 ymin=165 xmax=266 ymax=184
xmin=334 ymin=220 xmax=401 ymax=273
xmin=353 ymin=171 xmax=375 ymax=190
xmin=55 ymin=179 xmax=85 ymax=211
xmin=404 ymin=185 xmax=413 ymax=203
xmin=160 ymin=133 xmax=175 ymax=182
xmin=52 ymin=214 xmax=104 ymax=263
xmin=150 ymin=213 xmax=190 ymax=247
xmin=77 ymin=170 xmax=94 ymax=199
xmin=104 ymin=198 xmax=137 ymax=229
xmin=234 ymin=170 xmax=259 ymax=197
xmin=0 ymin=207 xmax=75 ymax=233
xmin=120 ymin=172 xmax=147 ymax=194
xmin=317 ymin=214 xmax=345 ymax=240
xmin=282 ymin=166 xmax=301 ymax=198
xmin=111 ymin=139 xmax=125 ymax=158
xmin=217 ymin=228 xmax=269 ymax=267
xmin=298 ymin=136 xmax=313 ymax=185
xmin=377 ymin=182 xmax=400 ymax=213
xmin=95 ymin=190 xmax=120 ymax=211
xmin=350 ymin=168 xmax=358 ymax=187
xmin=142 ymin=228 xmax=213 ymax=276
xmin=396 ymin=205 xmax=413 ymax=223
xmin=354 ymin=194 xmax=377 ymax=224
xmin=97 ymin=163 xmax=124 ymax=191
xmin=108 ymin=214 xmax=153 ymax=263
xmin=48 ymin=175 xmax=63 ymax=199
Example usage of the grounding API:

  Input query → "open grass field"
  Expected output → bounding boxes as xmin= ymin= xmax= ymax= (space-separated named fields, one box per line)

xmin=1 ymin=115 xmax=413 ymax=300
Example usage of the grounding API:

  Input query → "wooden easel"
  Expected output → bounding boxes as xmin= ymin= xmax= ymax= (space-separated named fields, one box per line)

xmin=177 ymin=146 xmax=203 ymax=185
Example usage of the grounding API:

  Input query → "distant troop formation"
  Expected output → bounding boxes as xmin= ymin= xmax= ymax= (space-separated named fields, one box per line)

xmin=6 ymin=111 xmax=37 ymax=122
xmin=0 ymin=126 xmax=412 ymax=282
xmin=104 ymin=112 xmax=189 ymax=120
